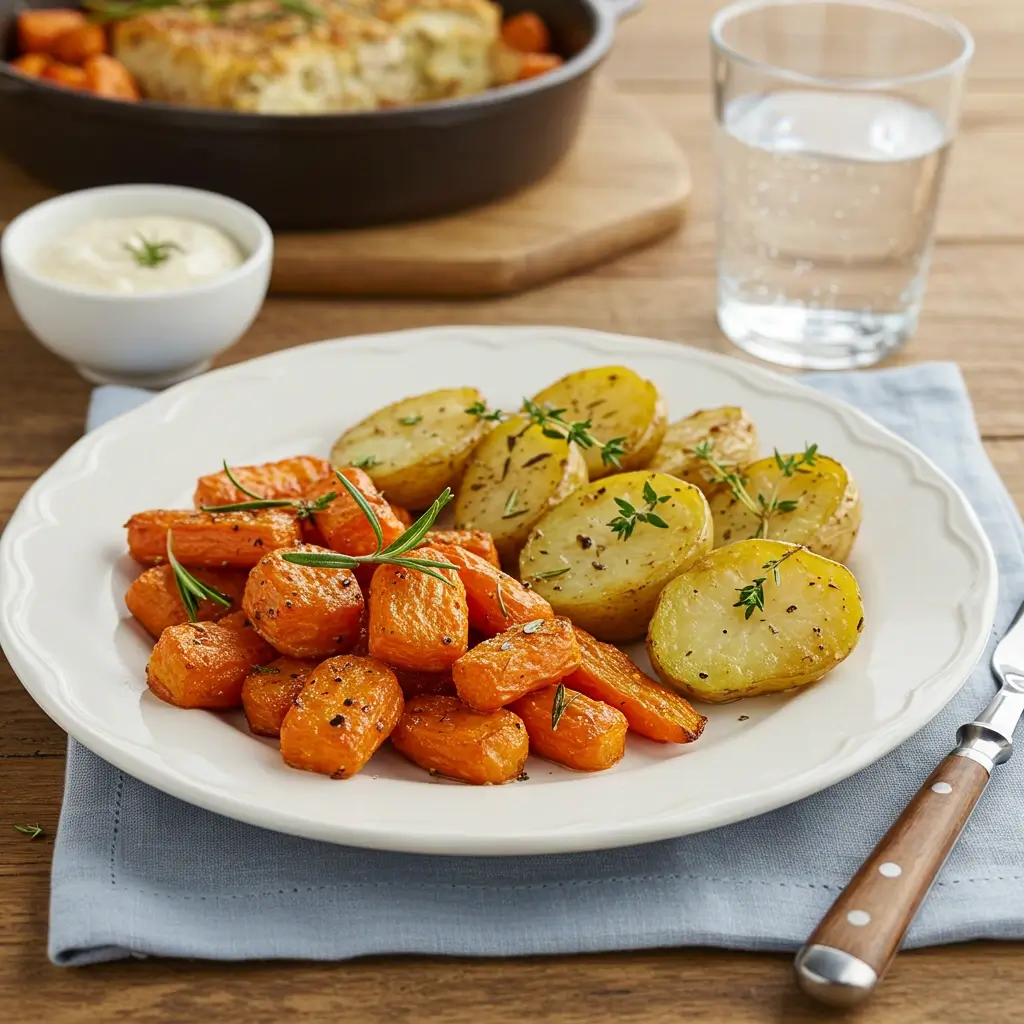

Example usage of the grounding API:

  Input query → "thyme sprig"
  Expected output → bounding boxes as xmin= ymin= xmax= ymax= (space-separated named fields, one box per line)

xmin=13 ymin=823 xmax=43 ymax=840
xmin=607 ymin=480 xmax=670 ymax=540
xmin=521 ymin=398 xmax=628 ymax=469
xmin=199 ymin=461 xmax=336 ymax=520
xmin=733 ymin=546 xmax=803 ymax=619
xmin=693 ymin=441 xmax=817 ymax=539
xmin=123 ymin=234 xmax=181 ymax=268
xmin=281 ymin=474 xmax=460 ymax=586
xmin=167 ymin=533 xmax=232 ymax=622
xmin=550 ymin=682 xmax=580 ymax=731
xmin=465 ymin=398 xmax=628 ymax=467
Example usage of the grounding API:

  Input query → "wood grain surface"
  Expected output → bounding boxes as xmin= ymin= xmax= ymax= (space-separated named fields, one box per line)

xmin=0 ymin=84 xmax=691 ymax=299
xmin=3 ymin=0 xmax=1024 ymax=1020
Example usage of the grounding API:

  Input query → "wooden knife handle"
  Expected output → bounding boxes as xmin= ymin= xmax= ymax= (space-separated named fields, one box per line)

xmin=794 ymin=753 xmax=990 ymax=1007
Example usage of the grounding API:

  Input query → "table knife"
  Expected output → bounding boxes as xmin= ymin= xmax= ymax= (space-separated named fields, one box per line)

xmin=794 ymin=597 xmax=1024 ymax=1007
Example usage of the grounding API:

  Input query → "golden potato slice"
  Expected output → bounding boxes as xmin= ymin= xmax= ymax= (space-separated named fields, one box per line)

xmin=648 ymin=406 xmax=759 ymax=497
xmin=530 ymin=366 xmax=667 ymax=479
xmin=708 ymin=452 xmax=861 ymax=562
xmin=330 ymin=387 xmax=490 ymax=510
xmin=647 ymin=539 xmax=864 ymax=703
xmin=453 ymin=416 xmax=587 ymax=566
xmin=519 ymin=471 xmax=712 ymax=643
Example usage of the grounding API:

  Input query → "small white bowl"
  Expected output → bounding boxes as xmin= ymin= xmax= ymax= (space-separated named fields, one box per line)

xmin=1 ymin=184 xmax=273 ymax=388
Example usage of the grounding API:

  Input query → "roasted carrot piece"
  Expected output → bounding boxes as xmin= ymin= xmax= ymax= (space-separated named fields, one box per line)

xmin=516 ymin=52 xmax=563 ymax=81
xmin=568 ymin=626 xmax=706 ymax=744
xmin=241 ymin=656 xmax=317 ymax=737
xmin=452 ymin=616 xmax=580 ymax=712
xmin=243 ymin=544 xmax=364 ymax=659
xmin=41 ymin=61 xmax=88 ymax=90
xmin=193 ymin=455 xmax=333 ymax=509
xmin=146 ymin=611 xmax=275 ymax=710
xmin=125 ymin=508 xmax=301 ymax=568
xmin=279 ymin=655 xmax=403 ymax=779
xmin=51 ymin=23 xmax=106 ymax=65
xmin=17 ymin=9 xmax=85 ymax=55
xmin=390 ymin=504 xmax=415 ymax=528
xmin=511 ymin=685 xmax=628 ymax=771
xmin=392 ymin=667 xmax=457 ymax=699
xmin=430 ymin=542 xmax=552 ymax=636
xmin=306 ymin=468 xmax=405 ymax=556
xmin=501 ymin=11 xmax=551 ymax=53
xmin=423 ymin=529 xmax=500 ymax=568
xmin=125 ymin=563 xmax=248 ymax=637
xmin=83 ymin=54 xmax=139 ymax=100
xmin=10 ymin=53 xmax=51 ymax=78
xmin=391 ymin=695 xmax=529 ymax=785
xmin=368 ymin=547 xmax=468 ymax=671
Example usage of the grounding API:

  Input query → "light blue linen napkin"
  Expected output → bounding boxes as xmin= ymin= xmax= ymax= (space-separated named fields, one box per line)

xmin=46 ymin=362 xmax=1024 ymax=966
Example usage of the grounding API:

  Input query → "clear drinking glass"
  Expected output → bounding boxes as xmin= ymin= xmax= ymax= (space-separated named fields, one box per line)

xmin=711 ymin=0 xmax=973 ymax=369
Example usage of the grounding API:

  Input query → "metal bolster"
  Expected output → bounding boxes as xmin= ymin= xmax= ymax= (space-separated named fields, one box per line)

xmin=951 ymin=723 xmax=1012 ymax=774
xmin=794 ymin=945 xmax=878 ymax=1007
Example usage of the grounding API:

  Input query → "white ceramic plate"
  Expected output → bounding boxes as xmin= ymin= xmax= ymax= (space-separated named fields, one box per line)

xmin=0 ymin=327 xmax=997 ymax=855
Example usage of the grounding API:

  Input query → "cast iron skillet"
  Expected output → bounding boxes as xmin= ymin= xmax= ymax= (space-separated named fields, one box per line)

xmin=0 ymin=0 xmax=639 ymax=229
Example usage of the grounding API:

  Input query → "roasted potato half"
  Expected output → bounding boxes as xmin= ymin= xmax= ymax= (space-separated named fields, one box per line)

xmin=647 ymin=539 xmax=865 ymax=703
xmin=709 ymin=453 xmax=861 ymax=562
xmin=454 ymin=417 xmax=587 ymax=565
xmin=648 ymin=406 xmax=759 ymax=497
xmin=530 ymin=366 xmax=667 ymax=479
xmin=330 ymin=387 xmax=490 ymax=509
xmin=519 ymin=471 xmax=712 ymax=642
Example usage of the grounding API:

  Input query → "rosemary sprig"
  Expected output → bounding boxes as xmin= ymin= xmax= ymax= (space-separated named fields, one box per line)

xmin=251 ymin=665 xmax=281 ymax=674
xmin=534 ymin=566 xmax=570 ymax=580
xmin=167 ymin=533 xmax=232 ymax=622
xmin=733 ymin=546 xmax=804 ymax=619
xmin=398 ymin=415 xmax=422 ymax=427
xmin=521 ymin=398 xmax=627 ymax=469
xmin=281 ymin=474 xmax=460 ymax=586
xmin=550 ymin=682 xmax=580 ymax=731
xmin=123 ymin=234 xmax=181 ymax=268
xmin=349 ymin=455 xmax=379 ymax=469
xmin=86 ymin=0 xmax=323 ymax=25
xmin=199 ymin=461 xmax=336 ymax=520
xmin=607 ymin=480 xmax=670 ymax=541
xmin=496 ymin=581 xmax=509 ymax=619
xmin=13 ymin=823 xmax=43 ymax=840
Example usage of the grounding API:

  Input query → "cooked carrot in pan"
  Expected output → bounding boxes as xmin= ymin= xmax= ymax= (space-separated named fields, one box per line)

xmin=194 ymin=455 xmax=333 ymax=509
xmin=51 ymin=22 xmax=106 ymax=65
xmin=391 ymin=695 xmax=529 ymax=785
xmin=17 ymin=9 xmax=85 ymax=55
xmin=452 ymin=616 xmax=580 ymax=712
xmin=41 ymin=61 xmax=88 ymax=90
xmin=423 ymin=529 xmax=500 ymax=568
xmin=511 ymin=684 xmax=628 ymax=771
xmin=83 ymin=53 xmax=140 ymax=99
xmin=146 ymin=611 xmax=275 ymax=710
xmin=369 ymin=547 xmax=469 ymax=671
xmin=125 ymin=508 xmax=301 ymax=568
xmin=501 ymin=11 xmax=551 ymax=54
xmin=430 ymin=542 xmax=552 ymax=636
xmin=125 ymin=563 xmax=247 ymax=637
xmin=306 ymin=468 xmax=405 ymax=556
xmin=243 ymin=544 xmax=364 ymax=659
xmin=279 ymin=655 xmax=403 ymax=779
xmin=241 ymin=656 xmax=318 ymax=738
xmin=568 ymin=626 xmax=706 ymax=744
xmin=10 ymin=53 xmax=50 ymax=77
xmin=516 ymin=53 xmax=563 ymax=81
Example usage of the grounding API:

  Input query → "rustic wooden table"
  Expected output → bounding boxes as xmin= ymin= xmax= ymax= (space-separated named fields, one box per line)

xmin=3 ymin=1 xmax=1023 ymax=1020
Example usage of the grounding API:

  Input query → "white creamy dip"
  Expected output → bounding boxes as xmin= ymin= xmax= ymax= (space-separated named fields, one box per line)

xmin=33 ymin=215 xmax=246 ymax=295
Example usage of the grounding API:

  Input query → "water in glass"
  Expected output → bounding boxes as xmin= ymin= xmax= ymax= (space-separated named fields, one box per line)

xmin=716 ymin=88 xmax=950 ymax=368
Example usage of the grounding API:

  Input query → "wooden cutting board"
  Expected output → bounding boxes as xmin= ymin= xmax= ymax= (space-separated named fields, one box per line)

xmin=0 ymin=80 xmax=690 ymax=298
